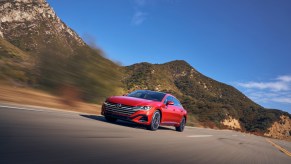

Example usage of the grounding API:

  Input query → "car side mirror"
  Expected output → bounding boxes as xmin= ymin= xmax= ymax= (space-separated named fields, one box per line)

xmin=166 ymin=101 xmax=174 ymax=105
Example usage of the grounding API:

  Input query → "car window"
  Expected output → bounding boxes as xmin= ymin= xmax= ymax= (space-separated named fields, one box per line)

xmin=127 ymin=90 xmax=166 ymax=101
xmin=163 ymin=96 xmax=173 ymax=105
xmin=172 ymin=97 xmax=183 ymax=107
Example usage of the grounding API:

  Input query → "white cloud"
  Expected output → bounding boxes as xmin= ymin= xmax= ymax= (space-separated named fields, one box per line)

xmin=131 ymin=0 xmax=148 ymax=26
xmin=237 ymin=75 xmax=291 ymax=91
xmin=237 ymin=81 xmax=289 ymax=91
xmin=131 ymin=11 xmax=147 ymax=25
xmin=236 ymin=75 xmax=291 ymax=105
xmin=277 ymin=75 xmax=291 ymax=82
xmin=246 ymin=91 xmax=291 ymax=104
xmin=271 ymin=97 xmax=291 ymax=104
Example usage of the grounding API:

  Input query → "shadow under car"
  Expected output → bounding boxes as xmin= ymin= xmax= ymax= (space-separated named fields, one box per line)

xmin=80 ymin=114 xmax=175 ymax=131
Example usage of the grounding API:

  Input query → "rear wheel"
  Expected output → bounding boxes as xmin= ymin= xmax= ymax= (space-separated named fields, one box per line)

xmin=176 ymin=117 xmax=186 ymax=132
xmin=147 ymin=111 xmax=160 ymax=131
xmin=105 ymin=116 xmax=117 ymax=123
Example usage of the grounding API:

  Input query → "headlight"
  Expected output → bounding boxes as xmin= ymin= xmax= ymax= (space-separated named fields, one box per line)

xmin=133 ymin=106 xmax=152 ymax=111
xmin=103 ymin=101 xmax=109 ymax=106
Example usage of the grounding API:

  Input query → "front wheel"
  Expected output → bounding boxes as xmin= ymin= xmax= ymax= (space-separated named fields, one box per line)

xmin=176 ymin=117 xmax=186 ymax=132
xmin=147 ymin=111 xmax=160 ymax=131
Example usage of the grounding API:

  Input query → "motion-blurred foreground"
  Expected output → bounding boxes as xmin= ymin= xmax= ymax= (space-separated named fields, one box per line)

xmin=0 ymin=0 xmax=290 ymax=140
xmin=0 ymin=0 xmax=123 ymax=104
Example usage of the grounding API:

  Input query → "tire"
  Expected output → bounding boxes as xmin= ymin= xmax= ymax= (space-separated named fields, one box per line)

xmin=176 ymin=117 xmax=186 ymax=132
xmin=147 ymin=111 xmax=161 ymax=131
xmin=105 ymin=116 xmax=117 ymax=123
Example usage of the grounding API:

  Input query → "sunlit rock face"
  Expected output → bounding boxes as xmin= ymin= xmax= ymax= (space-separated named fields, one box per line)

xmin=0 ymin=0 xmax=84 ymax=53
xmin=221 ymin=116 xmax=242 ymax=130
xmin=265 ymin=115 xmax=291 ymax=140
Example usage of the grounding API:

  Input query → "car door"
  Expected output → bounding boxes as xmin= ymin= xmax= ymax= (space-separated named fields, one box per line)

xmin=161 ymin=96 xmax=176 ymax=124
xmin=172 ymin=97 xmax=184 ymax=123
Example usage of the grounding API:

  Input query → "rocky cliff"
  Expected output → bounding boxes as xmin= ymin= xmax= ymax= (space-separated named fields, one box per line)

xmin=0 ymin=0 xmax=84 ymax=53
xmin=264 ymin=115 xmax=291 ymax=140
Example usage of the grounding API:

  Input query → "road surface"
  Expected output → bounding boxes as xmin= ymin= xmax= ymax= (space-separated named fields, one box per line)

xmin=0 ymin=104 xmax=290 ymax=164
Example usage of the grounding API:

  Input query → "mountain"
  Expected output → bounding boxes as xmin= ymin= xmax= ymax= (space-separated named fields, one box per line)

xmin=0 ymin=0 xmax=84 ymax=54
xmin=122 ymin=60 xmax=291 ymax=138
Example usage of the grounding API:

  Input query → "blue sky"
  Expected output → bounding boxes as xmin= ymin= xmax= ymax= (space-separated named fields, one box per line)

xmin=47 ymin=0 xmax=291 ymax=113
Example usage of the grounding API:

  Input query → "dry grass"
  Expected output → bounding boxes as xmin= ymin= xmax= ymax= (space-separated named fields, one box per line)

xmin=0 ymin=82 xmax=101 ymax=115
xmin=0 ymin=37 xmax=30 ymax=59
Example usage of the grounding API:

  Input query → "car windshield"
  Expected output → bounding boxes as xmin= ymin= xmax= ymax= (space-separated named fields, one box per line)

xmin=127 ymin=90 xmax=166 ymax=102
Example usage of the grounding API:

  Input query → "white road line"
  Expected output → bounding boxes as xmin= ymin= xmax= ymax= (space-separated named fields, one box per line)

xmin=0 ymin=103 xmax=102 ymax=116
xmin=0 ymin=105 xmax=44 ymax=112
xmin=187 ymin=135 xmax=213 ymax=138
xmin=186 ymin=126 xmax=231 ymax=132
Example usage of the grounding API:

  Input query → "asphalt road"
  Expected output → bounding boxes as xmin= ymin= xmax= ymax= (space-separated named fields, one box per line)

xmin=0 ymin=104 xmax=290 ymax=164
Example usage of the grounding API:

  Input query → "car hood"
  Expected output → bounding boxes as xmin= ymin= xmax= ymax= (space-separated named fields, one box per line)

xmin=107 ymin=96 xmax=158 ymax=106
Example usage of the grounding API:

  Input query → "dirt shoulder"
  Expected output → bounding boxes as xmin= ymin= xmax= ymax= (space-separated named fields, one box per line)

xmin=0 ymin=83 xmax=101 ymax=115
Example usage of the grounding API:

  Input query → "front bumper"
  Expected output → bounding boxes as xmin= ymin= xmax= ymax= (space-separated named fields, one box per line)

xmin=101 ymin=104 xmax=154 ymax=125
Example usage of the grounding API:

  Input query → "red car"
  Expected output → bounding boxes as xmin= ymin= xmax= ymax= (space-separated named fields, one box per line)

xmin=101 ymin=90 xmax=187 ymax=132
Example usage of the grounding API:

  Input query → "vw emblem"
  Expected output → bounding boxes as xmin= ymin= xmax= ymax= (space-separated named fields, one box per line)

xmin=116 ymin=104 xmax=122 ymax=108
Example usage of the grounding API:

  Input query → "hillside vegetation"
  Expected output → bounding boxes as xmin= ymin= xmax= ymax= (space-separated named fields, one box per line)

xmin=0 ymin=38 xmax=33 ymax=83
xmin=36 ymin=46 xmax=123 ymax=103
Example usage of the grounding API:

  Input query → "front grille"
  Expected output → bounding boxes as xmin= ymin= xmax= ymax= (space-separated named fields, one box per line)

xmin=104 ymin=102 xmax=136 ymax=116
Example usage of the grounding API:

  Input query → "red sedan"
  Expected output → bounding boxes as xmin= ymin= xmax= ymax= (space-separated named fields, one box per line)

xmin=101 ymin=90 xmax=187 ymax=132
